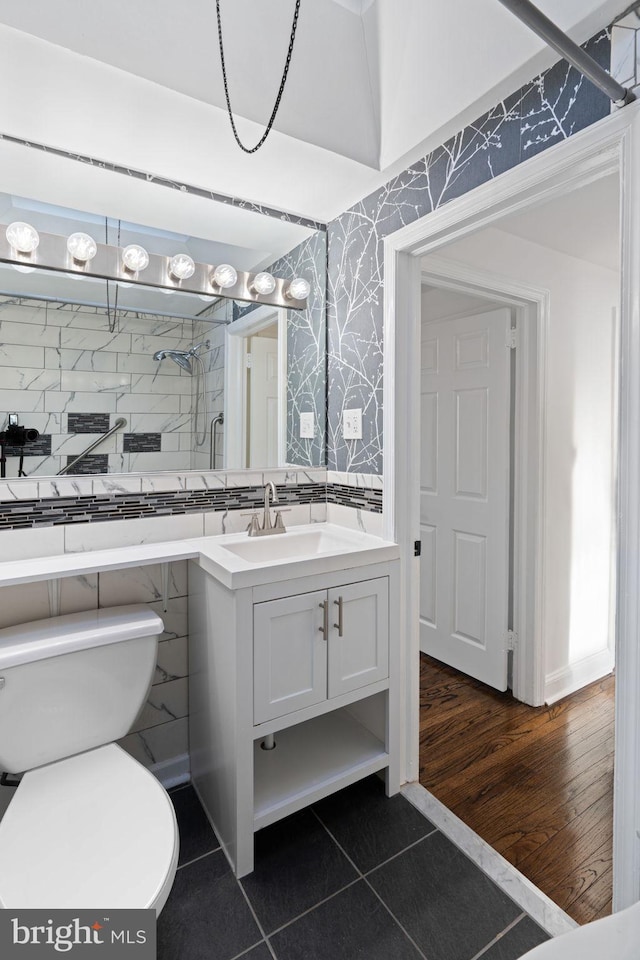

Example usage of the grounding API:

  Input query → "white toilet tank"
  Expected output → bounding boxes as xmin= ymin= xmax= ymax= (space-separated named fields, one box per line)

xmin=0 ymin=604 xmax=163 ymax=773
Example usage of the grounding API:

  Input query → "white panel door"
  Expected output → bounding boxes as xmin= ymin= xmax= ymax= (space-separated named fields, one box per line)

xmin=249 ymin=335 xmax=279 ymax=468
xmin=254 ymin=590 xmax=327 ymax=723
xmin=420 ymin=308 xmax=511 ymax=690
xmin=327 ymin=578 xmax=389 ymax=698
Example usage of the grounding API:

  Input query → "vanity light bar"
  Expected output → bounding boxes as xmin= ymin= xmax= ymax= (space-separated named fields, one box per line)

xmin=0 ymin=225 xmax=310 ymax=310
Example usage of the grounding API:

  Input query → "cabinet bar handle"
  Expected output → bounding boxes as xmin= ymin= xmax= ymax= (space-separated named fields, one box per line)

xmin=319 ymin=600 xmax=329 ymax=637
xmin=333 ymin=596 xmax=344 ymax=637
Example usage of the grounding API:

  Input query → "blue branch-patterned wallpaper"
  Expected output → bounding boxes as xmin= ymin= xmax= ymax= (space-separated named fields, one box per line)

xmin=327 ymin=30 xmax=611 ymax=474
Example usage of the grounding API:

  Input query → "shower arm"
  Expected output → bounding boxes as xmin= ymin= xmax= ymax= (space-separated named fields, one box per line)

xmin=496 ymin=0 xmax=635 ymax=106
xmin=57 ymin=418 xmax=127 ymax=476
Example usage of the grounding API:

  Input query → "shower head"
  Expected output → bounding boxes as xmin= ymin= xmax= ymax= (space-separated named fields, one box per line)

xmin=153 ymin=348 xmax=193 ymax=373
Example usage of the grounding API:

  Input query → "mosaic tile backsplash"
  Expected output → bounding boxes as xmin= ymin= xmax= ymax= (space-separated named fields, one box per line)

xmin=326 ymin=29 xmax=612 ymax=473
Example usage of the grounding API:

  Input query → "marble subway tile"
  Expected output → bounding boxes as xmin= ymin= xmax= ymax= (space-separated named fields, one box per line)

xmin=0 ymin=574 xmax=98 ymax=629
xmin=0 ymin=320 xmax=60 ymax=347
xmin=0 ymin=389 xmax=45 ymax=413
xmin=115 ymin=393 xmax=181 ymax=414
xmin=59 ymin=328 xmax=131 ymax=352
xmin=64 ymin=512 xmax=203 ymax=552
xmin=45 ymin=391 xmax=117 ymax=413
xmin=149 ymin=595 xmax=189 ymax=642
xmin=0 ymin=344 xmax=45 ymax=369
xmin=310 ymin=502 xmax=328 ymax=523
xmin=117 ymin=352 xmax=183 ymax=375
xmin=141 ymin=474 xmax=187 ymax=493
xmin=0 ymin=479 xmax=39 ymax=501
xmin=0 ymin=368 xmax=59 ymax=392
xmin=91 ymin=476 xmax=140 ymax=496
xmin=131 ymin=676 xmax=188 ymax=733
xmin=127 ymin=451 xmax=191 ymax=472
xmin=45 ymin=347 xmax=119 ymax=373
xmin=38 ymin=477 xmax=94 ymax=498
xmin=154 ymin=635 xmax=188 ymax=684
xmin=129 ymin=374 xmax=191 ymax=396
xmin=327 ymin=503 xmax=385 ymax=537
xmin=125 ymin=413 xmax=191 ymax=434
xmin=119 ymin=717 xmax=189 ymax=768
xmin=60 ymin=369 xmax=131 ymax=393
xmin=225 ymin=471 xmax=264 ymax=488
xmin=98 ymin=561 xmax=188 ymax=606
xmin=0 ymin=526 xmax=65 ymax=560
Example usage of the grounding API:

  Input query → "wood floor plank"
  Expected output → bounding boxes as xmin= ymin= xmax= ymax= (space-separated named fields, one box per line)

xmin=419 ymin=654 xmax=614 ymax=925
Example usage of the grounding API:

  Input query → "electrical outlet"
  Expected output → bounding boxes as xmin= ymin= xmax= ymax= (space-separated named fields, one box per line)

xmin=343 ymin=408 xmax=362 ymax=440
xmin=299 ymin=412 xmax=315 ymax=438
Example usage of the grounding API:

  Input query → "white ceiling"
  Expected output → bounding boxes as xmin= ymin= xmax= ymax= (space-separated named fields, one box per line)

xmin=0 ymin=0 xmax=629 ymax=222
xmin=498 ymin=173 xmax=620 ymax=271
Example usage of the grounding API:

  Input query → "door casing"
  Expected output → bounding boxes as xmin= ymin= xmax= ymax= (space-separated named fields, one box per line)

xmin=383 ymin=102 xmax=640 ymax=911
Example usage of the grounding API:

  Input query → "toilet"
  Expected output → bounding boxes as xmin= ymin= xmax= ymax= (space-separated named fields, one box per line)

xmin=0 ymin=604 xmax=179 ymax=912
xmin=521 ymin=900 xmax=640 ymax=959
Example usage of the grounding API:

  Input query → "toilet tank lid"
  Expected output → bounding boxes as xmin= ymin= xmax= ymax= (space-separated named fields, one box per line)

xmin=0 ymin=604 xmax=164 ymax=670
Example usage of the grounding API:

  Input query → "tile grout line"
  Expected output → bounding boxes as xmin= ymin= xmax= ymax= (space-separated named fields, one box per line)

xmin=261 ymin=877 xmax=362 ymax=939
xmin=311 ymin=809 xmax=430 ymax=960
xmin=176 ymin=846 xmax=221 ymax=871
xmin=227 ymin=939 xmax=270 ymax=960
xmin=468 ymin=913 xmax=527 ymax=960
xmin=362 ymin=828 xmax=438 ymax=876
xmin=237 ymin=878 xmax=279 ymax=960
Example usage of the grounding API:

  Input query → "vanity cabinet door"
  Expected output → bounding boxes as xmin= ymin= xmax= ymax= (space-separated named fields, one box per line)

xmin=327 ymin=578 xmax=389 ymax=698
xmin=254 ymin=590 xmax=328 ymax=724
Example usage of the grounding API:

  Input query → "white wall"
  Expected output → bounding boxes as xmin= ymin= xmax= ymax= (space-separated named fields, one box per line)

xmin=425 ymin=227 xmax=619 ymax=701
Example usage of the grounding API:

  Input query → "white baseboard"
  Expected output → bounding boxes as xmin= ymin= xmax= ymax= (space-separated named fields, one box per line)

xmin=151 ymin=752 xmax=190 ymax=789
xmin=544 ymin=649 xmax=614 ymax=705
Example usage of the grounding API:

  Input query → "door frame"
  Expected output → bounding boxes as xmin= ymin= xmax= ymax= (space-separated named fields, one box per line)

xmin=224 ymin=305 xmax=287 ymax=468
xmin=419 ymin=260 xmax=549 ymax=706
xmin=384 ymin=102 xmax=640 ymax=910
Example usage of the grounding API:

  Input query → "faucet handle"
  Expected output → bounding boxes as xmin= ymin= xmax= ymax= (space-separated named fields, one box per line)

xmin=243 ymin=513 xmax=261 ymax=536
xmin=273 ymin=509 xmax=290 ymax=531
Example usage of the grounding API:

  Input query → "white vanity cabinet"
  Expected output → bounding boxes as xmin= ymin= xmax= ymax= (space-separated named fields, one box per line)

xmin=253 ymin=577 xmax=389 ymax=723
xmin=188 ymin=557 xmax=400 ymax=877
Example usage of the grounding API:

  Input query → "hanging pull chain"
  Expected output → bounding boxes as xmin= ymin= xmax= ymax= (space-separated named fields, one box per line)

xmin=216 ymin=0 xmax=301 ymax=154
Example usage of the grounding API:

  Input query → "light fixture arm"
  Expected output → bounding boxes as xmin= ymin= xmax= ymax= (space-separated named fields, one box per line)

xmin=216 ymin=0 xmax=302 ymax=153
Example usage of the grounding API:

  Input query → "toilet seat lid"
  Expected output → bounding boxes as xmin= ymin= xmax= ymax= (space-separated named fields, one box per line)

xmin=0 ymin=744 xmax=179 ymax=910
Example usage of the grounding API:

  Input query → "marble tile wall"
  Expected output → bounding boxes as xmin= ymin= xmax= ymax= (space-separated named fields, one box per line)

xmin=326 ymin=30 xmax=612 ymax=473
xmin=0 ymin=296 xmax=201 ymax=476
xmin=611 ymin=9 xmax=640 ymax=95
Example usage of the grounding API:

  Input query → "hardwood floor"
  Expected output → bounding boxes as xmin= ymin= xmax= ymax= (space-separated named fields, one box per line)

xmin=419 ymin=654 xmax=614 ymax=925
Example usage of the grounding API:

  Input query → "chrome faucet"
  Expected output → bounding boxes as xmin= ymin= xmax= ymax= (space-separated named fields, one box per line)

xmin=263 ymin=480 xmax=278 ymax=531
xmin=245 ymin=481 xmax=288 ymax=537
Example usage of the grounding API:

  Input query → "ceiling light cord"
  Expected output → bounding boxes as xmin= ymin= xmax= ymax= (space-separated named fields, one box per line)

xmin=216 ymin=0 xmax=301 ymax=154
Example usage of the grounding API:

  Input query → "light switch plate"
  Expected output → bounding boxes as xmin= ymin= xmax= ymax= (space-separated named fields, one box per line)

xmin=299 ymin=412 xmax=315 ymax=438
xmin=343 ymin=408 xmax=362 ymax=440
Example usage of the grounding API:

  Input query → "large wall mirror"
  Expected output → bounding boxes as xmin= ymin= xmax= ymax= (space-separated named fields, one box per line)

xmin=0 ymin=185 xmax=326 ymax=479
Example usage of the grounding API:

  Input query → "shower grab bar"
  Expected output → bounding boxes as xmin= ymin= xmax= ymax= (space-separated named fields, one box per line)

xmin=57 ymin=417 xmax=127 ymax=475
xmin=210 ymin=414 xmax=224 ymax=470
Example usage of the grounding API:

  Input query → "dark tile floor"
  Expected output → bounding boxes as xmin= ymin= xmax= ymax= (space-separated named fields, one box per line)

xmin=159 ymin=777 xmax=551 ymax=960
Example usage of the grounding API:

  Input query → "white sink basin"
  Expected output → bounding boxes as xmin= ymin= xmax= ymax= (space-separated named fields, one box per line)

xmin=220 ymin=528 xmax=354 ymax=563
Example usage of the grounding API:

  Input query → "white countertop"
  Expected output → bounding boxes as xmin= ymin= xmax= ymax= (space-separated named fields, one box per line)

xmin=0 ymin=524 xmax=399 ymax=590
